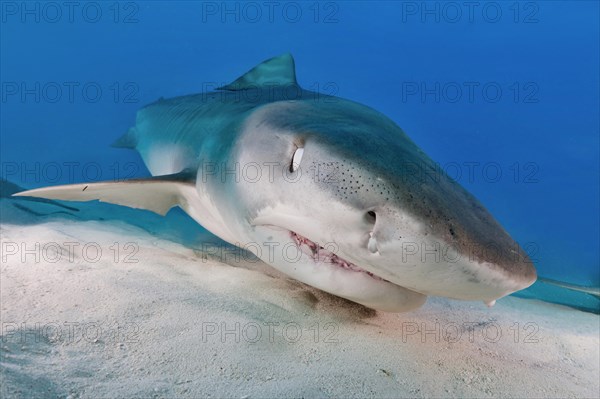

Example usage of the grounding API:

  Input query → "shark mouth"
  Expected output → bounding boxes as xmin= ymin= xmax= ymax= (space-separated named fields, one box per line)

xmin=289 ymin=231 xmax=386 ymax=281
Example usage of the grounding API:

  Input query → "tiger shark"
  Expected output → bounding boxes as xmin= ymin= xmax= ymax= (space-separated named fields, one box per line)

xmin=15 ymin=54 xmax=537 ymax=312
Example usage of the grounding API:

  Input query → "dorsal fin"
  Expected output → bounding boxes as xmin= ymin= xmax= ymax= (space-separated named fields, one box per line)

xmin=218 ymin=53 xmax=298 ymax=91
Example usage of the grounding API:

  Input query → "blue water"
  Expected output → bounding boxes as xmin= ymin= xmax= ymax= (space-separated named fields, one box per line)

xmin=1 ymin=2 xmax=598 ymax=305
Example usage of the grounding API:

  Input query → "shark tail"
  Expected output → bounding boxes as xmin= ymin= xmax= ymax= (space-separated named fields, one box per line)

xmin=111 ymin=127 xmax=138 ymax=149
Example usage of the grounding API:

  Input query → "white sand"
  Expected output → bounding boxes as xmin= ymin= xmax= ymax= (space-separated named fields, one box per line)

xmin=1 ymin=207 xmax=599 ymax=398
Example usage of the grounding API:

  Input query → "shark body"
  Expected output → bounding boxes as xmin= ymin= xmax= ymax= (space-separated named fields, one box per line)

xmin=15 ymin=54 xmax=537 ymax=312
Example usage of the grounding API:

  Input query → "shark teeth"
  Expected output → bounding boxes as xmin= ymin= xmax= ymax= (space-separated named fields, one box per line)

xmin=290 ymin=231 xmax=385 ymax=281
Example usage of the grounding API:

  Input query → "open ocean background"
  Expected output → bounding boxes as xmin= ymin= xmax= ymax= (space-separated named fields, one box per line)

xmin=1 ymin=1 xmax=598 ymax=310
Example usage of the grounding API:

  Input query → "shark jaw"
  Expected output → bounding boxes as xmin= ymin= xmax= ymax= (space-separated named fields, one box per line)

xmin=289 ymin=230 xmax=386 ymax=281
xmin=248 ymin=224 xmax=427 ymax=312
xmin=248 ymin=196 xmax=533 ymax=311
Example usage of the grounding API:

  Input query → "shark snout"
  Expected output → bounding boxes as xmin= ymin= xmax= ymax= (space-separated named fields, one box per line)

xmin=348 ymin=200 xmax=537 ymax=301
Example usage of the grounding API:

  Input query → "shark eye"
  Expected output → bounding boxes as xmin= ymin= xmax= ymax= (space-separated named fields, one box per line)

xmin=290 ymin=147 xmax=304 ymax=173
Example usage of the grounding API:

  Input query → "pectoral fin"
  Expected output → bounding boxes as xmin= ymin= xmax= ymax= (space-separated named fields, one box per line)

xmin=13 ymin=171 xmax=197 ymax=216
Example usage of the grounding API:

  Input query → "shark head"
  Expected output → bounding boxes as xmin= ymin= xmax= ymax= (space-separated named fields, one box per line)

xmin=15 ymin=54 xmax=537 ymax=312
xmin=215 ymin=91 xmax=537 ymax=311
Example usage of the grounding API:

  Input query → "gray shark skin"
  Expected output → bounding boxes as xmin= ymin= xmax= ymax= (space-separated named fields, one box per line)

xmin=15 ymin=54 xmax=537 ymax=312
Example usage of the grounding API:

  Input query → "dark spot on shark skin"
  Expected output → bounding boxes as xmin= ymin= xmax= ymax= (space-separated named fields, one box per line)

xmin=461 ymin=268 xmax=480 ymax=283
xmin=460 ymin=268 xmax=471 ymax=275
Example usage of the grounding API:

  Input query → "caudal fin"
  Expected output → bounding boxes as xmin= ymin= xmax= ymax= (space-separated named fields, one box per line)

xmin=111 ymin=127 xmax=138 ymax=149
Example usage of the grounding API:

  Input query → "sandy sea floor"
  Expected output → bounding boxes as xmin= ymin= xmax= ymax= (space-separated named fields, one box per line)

xmin=1 ymin=200 xmax=599 ymax=398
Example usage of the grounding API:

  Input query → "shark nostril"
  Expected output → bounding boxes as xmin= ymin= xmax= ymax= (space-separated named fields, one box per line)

xmin=365 ymin=211 xmax=379 ymax=254
xmin=366 ymin=210 xmax=376 ymax=224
